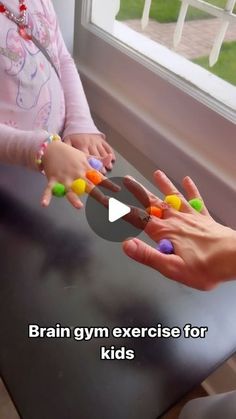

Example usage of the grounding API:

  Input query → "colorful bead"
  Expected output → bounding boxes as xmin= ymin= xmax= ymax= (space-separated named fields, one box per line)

xmin=88 ymin=157 xmax=103 ymax=171
xmin=189 ymin=198 xmax=203 ymax=212
xmin=52 ymin=183 xmax=66 ymax=198
xmin=164 ymin=194 xmax=181 ymax=211
xmin=71 ymin=178 xmax=86 ymax=195
xmin=35 ymin=133 xmax=61 ymax=174
xmin=146 ymin=206 xmax=163 ymax=218
xmin=19 ymin=4 xmax=27 ymax=11
xmin=0 ymin=4 xmax=6 ymax=13
xmin=156 ymin=239 xmax=174 ymax=254
xmin=86 ymin=170 xmax=103 ymax=185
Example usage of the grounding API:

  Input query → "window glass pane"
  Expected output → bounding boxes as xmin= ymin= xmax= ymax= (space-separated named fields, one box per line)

xmin=117 ymin=0 xmax=229 ymax=22
xmin=116 ymin=0 xmax=236 ymax=86
xmin=91 ymin=0 xmax=236 ymax=92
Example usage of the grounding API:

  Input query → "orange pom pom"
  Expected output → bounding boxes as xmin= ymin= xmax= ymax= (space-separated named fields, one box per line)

xmin=86 ymin=170 xmax=103 ymax=185
xmin=146 ymin=206 xmax=163 ymax=218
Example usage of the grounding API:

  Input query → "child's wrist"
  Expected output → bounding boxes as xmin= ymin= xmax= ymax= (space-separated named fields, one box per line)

xmin=35 ymin=134 xmax=61 ymax=174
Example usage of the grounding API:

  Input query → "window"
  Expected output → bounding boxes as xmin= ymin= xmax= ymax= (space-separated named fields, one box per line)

xmin=73 ymin=1 xmax=236 ymax=227
xmin=90 ymin=0 xmax=236 ymax=111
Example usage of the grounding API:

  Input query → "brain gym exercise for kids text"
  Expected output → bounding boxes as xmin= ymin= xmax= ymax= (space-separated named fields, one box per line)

xmin=29 ymin=324 xmax=208 ymax=360
xmin=28 ymin=323 xmax=208 ymax=340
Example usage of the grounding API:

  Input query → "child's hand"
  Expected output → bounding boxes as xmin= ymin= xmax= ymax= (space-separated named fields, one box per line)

xmin=64 ymin=133 xmax=115 ymax=171
xmin=41 ymin=141 xmax=118 ymax=209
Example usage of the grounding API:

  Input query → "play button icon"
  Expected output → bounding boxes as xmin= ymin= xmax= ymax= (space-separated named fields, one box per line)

xmin=85 ymin=176 xmax=151 ymax=242
xmin=108 ymin=198 xmax=131 ymax=222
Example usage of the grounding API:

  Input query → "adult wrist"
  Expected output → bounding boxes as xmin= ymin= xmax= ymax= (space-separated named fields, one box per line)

xmin=212 ymin=227 xmax=236 ymax=284
xmin=222 ymin=228 xmax=236 ymax=281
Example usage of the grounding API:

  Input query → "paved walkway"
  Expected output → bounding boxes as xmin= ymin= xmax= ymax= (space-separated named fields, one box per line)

xmin=125 ymin=18 xmax=236 ymax=59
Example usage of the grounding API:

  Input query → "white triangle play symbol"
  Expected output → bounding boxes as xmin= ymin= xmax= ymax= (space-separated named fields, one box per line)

xmin=108 ymin=198 xmax=131 ymax=223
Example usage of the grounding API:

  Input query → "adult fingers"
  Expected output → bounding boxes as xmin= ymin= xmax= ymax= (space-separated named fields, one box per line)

xmin=123 ymin=176 xmax=162 ymax=208
xmin=123 ymin=206 xmax=152 ymax=230
xmin=182 ymin=176 xmax=210 ymax=216
xmin=86 ymin=180 xmax=108 ymax=207
xmin=98 ymin=175 xmax=120 ymax=193
xmin=153 ymin=170 xmax=192 ymax=213
xmin=122 ymin=238 xmax=186 ymax=281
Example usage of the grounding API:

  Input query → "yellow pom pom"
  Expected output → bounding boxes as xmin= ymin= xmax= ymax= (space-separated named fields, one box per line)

xmin=164 ymin=194 xmax=181 ymax=211
xmin=71 ymin=178 xmax=86 ymax=195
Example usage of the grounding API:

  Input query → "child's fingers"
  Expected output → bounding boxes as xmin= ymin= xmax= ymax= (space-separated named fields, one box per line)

xmin=103 ymin=142 xmax=116 ymax=161
xmin=41 ymin=179 xmax=55 ymax=207
xmin=101 ymin=167 xmax=107 ymax=175
xmin=97 ymin=144 xmax=107 ymax=158
xmin=66 ymin=190 xmax=84 ymax=209
xmin=88 ymin=145 xmax=98 ymax=157
xmin=182 ymin=176 xmax=210 ymax=216
xmin=122 ymin=238 xmax=185 ymax=280
xmin=98 ymin=145 xmax=113 ymax=170
xmin=102 ymin=154 xmax=113 ymax=171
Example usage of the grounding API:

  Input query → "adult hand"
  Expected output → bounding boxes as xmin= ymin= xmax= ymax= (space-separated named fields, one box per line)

xmin=123 ymin=170 xmax=236 ymax=290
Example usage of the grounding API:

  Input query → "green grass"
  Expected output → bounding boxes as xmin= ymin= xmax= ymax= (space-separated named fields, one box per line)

xmin=193 ymin=41 xmax=236 ymax=86
xmin=117 ymin=0 xmax=235 ymax=23
xmin=117 ymin=1 xmax=236 ymax=85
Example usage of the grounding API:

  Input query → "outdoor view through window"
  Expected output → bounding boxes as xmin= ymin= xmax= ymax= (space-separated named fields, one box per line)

xmin=91 ymin=0 xmax=236 ymax=88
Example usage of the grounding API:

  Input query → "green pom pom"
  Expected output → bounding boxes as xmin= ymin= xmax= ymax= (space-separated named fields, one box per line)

xmin=189 ymin=198 xmax=203 ymax=212
xmin=52 ymin=183 xmax=66 ymax=197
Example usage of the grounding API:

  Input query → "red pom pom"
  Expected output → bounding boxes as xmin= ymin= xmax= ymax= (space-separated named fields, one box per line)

xmin=0 ymin=4 xmax=6 ymax=13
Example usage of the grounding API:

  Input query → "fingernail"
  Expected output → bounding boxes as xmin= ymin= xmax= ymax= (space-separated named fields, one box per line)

xmin=124 ymin=239 xmax=138 ymax=257
xmin=125 ymin=175 xmax=135 ymax=181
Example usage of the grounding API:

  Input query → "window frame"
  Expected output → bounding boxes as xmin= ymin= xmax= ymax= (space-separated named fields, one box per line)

xmin=73 ymin=0 xmax=236 ymax=227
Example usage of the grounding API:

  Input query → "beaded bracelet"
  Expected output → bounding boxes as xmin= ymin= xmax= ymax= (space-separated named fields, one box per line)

xmin=35 ymin=134 xmax=61 ymax=174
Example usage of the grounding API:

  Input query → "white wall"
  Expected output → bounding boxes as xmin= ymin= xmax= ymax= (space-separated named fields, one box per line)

xmin=52 ymin=0 xmax=75 ymax=54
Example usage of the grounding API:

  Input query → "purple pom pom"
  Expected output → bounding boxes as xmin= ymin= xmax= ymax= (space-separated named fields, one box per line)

xmin=156 ymin=239 xmax=174 ymax=254
xmin=88 ymin=157 xmax=103 ymax=171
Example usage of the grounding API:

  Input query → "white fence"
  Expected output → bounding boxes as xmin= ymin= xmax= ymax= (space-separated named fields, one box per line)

xmin=142 ymin=0 xmax=236 ymax=66
xmin=91 ymin=0 xmax=236 ymax=66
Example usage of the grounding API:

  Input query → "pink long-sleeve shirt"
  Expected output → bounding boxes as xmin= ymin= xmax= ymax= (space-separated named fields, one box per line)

xmin=0 ymin=0 xmax=100 ymax=170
